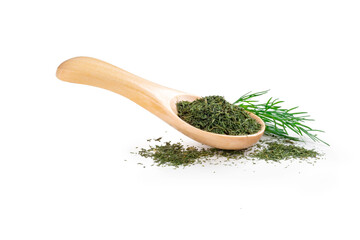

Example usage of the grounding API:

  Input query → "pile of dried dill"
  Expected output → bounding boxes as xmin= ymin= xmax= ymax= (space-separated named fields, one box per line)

xmin=136 ymin=137 xmax=321 ymax=167
xmin=177 ymin=96 xmax=261 ymax=135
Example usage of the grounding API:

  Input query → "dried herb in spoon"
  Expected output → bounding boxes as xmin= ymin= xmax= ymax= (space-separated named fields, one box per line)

xmin=177 ymin=96 xmax=261 ymax=135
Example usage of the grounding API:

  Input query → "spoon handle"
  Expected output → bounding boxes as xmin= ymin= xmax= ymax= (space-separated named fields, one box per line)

xmin=56 ymin=57 xmax=182 ymax=116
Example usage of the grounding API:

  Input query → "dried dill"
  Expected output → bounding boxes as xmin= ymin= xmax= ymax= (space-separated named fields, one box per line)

xmin=138 ymin=142 xmax=205 ymax=167
xmin=136 ymin=137 xmax=321 ymax=167
xmin=177 ymin=96 xmax=261 ymax=135
xmin=137 ymin=142 xmax=246 ymax=167
xmin=251 ymin=142 xmax=319 ymax=161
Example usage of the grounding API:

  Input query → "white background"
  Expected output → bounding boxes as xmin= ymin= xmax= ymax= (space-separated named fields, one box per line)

xmin=1 ymin=1 xmax=359 ymax=239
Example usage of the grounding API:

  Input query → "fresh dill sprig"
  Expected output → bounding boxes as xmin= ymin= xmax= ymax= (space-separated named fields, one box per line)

xmin=233 ymin=90 xmax=329 ymax=145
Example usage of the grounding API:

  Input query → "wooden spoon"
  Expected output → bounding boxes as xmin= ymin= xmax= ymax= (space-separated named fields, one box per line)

xmin=56 ymin=57 xmax=265 ymax=150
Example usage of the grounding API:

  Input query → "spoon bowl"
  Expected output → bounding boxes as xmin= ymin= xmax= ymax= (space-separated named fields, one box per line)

xmin=56 ymin=57 xmax=265 ymax=150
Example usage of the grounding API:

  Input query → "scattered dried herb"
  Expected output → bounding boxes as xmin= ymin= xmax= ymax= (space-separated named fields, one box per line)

xmin=136 ymin=137 xmax=321 ymax=167
xmin=177 ymin=96 xmax=261 ymax=135
xmin=138 ymin=142 xmax=206 ymax=167
xmin=138 ymin=141 xmax=244 ymax=167
xmin=251 ymin=142 xmax=319 ymax=161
